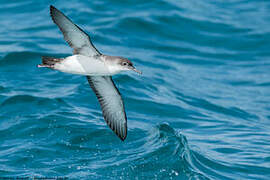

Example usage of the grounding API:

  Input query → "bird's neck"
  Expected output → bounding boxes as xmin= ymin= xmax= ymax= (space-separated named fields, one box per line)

xmin=101 ymin=55 xmax=122 ymax=75
xmin=106 ymin=64 xmax=122 ymax=75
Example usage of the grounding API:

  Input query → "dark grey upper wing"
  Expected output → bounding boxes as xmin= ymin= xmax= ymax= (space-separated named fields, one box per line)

xmin=87 ymin=76 xmax=127 ymax=141
xmin=50 ymin=5 xmax=101 ymax=56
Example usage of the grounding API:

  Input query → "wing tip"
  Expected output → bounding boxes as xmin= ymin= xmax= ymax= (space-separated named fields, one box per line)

xmin=118 ymin=132 xmax=127 ymax=141
xmin=110 ymin=124 xmax=127 ymax=141
xmin=50 ymin=5 xmax=56 ymax=14
xmin=50 ymin=5 xmax=55 ymax=9
xmin=111 ymin=122 xmax=127 ymax=141
xmin=49 ymin=5 xmax=62 ymax=22
xmin=106 ymin=117 xmax=127 ymax=141
xmin=119 ymin=137 xmax=126 ymax=141
xmin=49 ymin=5 xmax=56 ymax=21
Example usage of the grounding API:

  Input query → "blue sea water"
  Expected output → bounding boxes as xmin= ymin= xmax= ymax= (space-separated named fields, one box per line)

xmin=0 ymin=0 xmax=270 ymax=179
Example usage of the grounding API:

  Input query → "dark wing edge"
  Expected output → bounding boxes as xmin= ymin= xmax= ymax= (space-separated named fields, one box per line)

xmin=50 ymin=5 xmax=101 ymax=56
xmin=86 ymin=76 xmax=127 ymax=141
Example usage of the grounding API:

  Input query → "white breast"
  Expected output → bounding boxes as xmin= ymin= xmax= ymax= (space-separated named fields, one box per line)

xmin=54 ymin=55 xmax=112 ymax=76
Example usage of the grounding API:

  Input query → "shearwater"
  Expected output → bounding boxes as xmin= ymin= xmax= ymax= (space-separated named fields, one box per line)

xmin=38 ymin=5 xmax=141 ymax=141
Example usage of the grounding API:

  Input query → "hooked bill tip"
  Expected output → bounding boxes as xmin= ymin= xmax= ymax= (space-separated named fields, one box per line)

xmin=133 ymin=68 xmax=142 ymax=74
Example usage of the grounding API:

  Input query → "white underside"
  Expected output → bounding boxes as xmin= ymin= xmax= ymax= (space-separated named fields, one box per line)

xmin=54 ymin=55 xmax=120 ymax=76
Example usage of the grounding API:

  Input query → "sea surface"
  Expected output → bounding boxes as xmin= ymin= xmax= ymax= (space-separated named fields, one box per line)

xmin=0 ymin=0 xmax=270 ymax=179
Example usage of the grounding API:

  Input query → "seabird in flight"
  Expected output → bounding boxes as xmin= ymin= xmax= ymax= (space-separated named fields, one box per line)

xmin=38 ymin=5 xmax=141 ymax=141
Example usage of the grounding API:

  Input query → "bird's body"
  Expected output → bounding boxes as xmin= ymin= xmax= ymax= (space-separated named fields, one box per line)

xmin=38 ymin=5 xmax=141 ymax=141
xmin=40 ymin=55 xmax=125 ymax=76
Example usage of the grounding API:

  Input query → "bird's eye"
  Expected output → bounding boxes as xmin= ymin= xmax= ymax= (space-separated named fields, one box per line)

xmin=123 ymin=62 xmax=128 ymax=66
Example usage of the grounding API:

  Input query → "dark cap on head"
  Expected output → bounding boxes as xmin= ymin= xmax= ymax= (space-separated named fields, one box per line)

xmin=119 ymin=58 xmax=133 ymax=66
xmin=102 ymin=55 xmax=142 ymax=74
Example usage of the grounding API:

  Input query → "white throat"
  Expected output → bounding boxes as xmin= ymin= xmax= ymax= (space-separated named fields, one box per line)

xmin=101 ymin=55 xmax=125 ymax=75
xmin=106 ymin=64 xmax=123 ymax=75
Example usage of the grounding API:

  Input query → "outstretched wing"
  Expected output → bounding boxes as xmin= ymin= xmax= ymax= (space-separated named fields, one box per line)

xmin=50 ymin=5 xmax=101 ymax=56
xmin=87 ymin=76 xmax=127 ymax=141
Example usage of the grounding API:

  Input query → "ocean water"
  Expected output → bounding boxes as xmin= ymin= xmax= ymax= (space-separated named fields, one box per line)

xmin=0 ymin=0 xmax=270 ymax=179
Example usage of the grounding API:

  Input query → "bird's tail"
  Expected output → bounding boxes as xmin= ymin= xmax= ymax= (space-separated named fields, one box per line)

xmin=37 ymin=56 xmax=63 ymax=68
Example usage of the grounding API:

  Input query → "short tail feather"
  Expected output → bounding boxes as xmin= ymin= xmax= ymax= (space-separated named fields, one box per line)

xmin=38 ymin=56 xmax=63 ymax=68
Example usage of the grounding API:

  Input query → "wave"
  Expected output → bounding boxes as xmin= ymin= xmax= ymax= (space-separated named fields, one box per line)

xmin=146 ymin=123 xmax=210 ymax=179
xmin=57 ymin=123 xmax=212 ymax=179
xmin=0 ymin=0 xmax=270 ymax=179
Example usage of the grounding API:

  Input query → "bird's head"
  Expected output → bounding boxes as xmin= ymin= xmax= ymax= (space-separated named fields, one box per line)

xmin=117 ymin=57 xmax=142 ymax=74
xmin=104 ymin=55 xmax=142 ymax=75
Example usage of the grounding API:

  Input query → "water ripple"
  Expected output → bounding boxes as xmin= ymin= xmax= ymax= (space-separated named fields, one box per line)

xmin=0 ymin=0 xmax=270 ymax=179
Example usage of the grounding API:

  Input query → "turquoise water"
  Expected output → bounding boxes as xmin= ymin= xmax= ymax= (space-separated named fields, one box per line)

xmin=0 ymin=0 xmax=270 ymax=179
